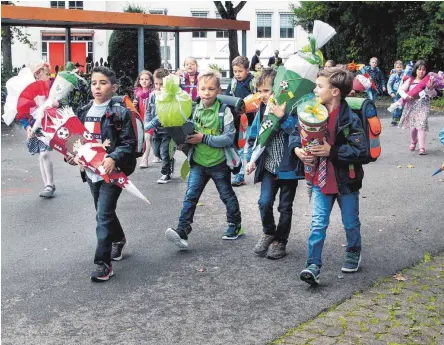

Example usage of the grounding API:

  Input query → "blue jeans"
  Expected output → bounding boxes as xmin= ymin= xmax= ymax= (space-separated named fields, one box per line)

xmin=366 ymin=89 xmax=378 ymax=101
xmin=258 ymin=171 xmax=298 ymax=244
xmin=235 ymin=125 xmax=252 ymax=177
xmin=87 ymin=178 xmax=124 ymax=265
xmin=391 ymin=94 xmax=402 ymax=120
xmin=153 ymin=134 xmax=172 ymax=175
xmin=178 ymin=161 xmax=241 ymax=234
xmin=306 ymin=185 xmax=361 ymax=268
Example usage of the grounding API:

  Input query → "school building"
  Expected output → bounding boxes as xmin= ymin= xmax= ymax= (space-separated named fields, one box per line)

xmin=9 ymin=1 xmax=303 ymax=76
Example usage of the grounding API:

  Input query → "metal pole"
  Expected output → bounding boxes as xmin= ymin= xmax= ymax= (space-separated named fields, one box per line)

xmin=163 ymin=9 xmax=168 ymax=69
xmin=242 ymin=30 xmax=246 ymax=57
xmin=175 ymin=31 xmax=180 ymax=70
xmin=65 ymin=27 xmax=71 ymax=64
xmin=138 ymin=27 xmax=144 ymax=73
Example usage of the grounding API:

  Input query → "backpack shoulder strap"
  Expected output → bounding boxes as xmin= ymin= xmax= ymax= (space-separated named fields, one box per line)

xmin=230 ymin=79 xmax=236 ymax=95
xmin=249 ymin=78 xmax=255 ymax=93
xmin=218 ymin=102 xmax=228 ymax=133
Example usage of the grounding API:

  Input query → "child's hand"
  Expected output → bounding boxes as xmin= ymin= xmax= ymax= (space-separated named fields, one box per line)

xmin=294 ymin=147 xmax=316 ymax=166
xmin=270 ymin=102 xmax=286 ymax=118
xmin=246 ymin=162 xmax=256 ymax=175
xmin=26 ymin=127 xmax=35 ymax=139
xmin=102 ymin=157 xmax=116 ymax=175
xmin=391 ymin=93 xmax=396 ymax=98
xmin=310 ymin=141 xmax=331 ymax=157
xmin=186 ymin=133 xmax=204 ymax=144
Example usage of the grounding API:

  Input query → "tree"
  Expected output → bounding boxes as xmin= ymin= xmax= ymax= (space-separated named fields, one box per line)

xmin=108 ymin=4 xmax=161 ymax=80
xmin=1 ymin=2 xmax=36 ymax=86
xmin=214 ymin=1 xmax=247 ymax=77
xmin=291 ymin=1 xmax=444 ymax=76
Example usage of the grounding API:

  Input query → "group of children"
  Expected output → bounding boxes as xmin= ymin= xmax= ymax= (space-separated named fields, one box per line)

xmin=60 ymin=52 xmax=367 ymax=286
xmin=21 ymin=52 xmax=436 ymax=284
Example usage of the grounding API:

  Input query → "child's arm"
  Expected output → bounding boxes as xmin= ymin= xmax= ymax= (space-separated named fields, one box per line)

xmin=106 ymin=108 xmax=137 ymax=167
xmin=144 ymin=116 xmax=161 ymax=131
xmin=200 ymin=107 xmax=236 ymax=148
xmin=330 ymin=113 xmax=369 ymax=164
xmin=225 ymin=80 xmax=232 ymax=95
xmin=379 ymin=70 xmax=386 ymax=92
xmin=387 ymin=74 xmax=396 ymax=96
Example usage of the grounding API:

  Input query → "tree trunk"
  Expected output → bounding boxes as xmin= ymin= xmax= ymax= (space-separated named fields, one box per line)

xmin=2 ymin=26 xmax=13 ymax=73
xmin=228 ymin=29 xmax=240 ymax=78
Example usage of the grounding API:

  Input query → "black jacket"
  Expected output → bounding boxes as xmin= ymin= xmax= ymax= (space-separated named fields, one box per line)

xmin=289 ymin=100 xmax=367 ymax=195
xmin=250 ymin=54 xmax=260 ymax=70
xmin=77 ymin=98 xmax=137 ymax=178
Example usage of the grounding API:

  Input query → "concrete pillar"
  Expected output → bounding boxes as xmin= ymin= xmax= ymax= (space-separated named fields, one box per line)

xmin=65 ymin=27 xmax=71 ymax=63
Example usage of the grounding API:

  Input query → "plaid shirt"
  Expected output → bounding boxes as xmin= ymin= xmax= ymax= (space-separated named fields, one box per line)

xmin=264 ymin=130 xmax=285 ymax=174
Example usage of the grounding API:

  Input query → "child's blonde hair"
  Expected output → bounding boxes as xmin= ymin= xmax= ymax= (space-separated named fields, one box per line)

xmin=134 ymin=70 xmax=153 ymax=88
xmin=317 ymin=67 xmax=354 ymax=98
xmin=198 ymin=70 xmax=221 ymax=88
xmin=370 ymin=57 xmax=378 ymax=64
xmin=394 ymin=60 xmax=403 ymax=68
xmin=184 ymin=57 xmax=198 ymax=66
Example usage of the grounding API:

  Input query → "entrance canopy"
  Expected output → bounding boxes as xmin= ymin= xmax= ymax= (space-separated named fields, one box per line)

xmin=1 ymin=4 xmax=250 ymax=70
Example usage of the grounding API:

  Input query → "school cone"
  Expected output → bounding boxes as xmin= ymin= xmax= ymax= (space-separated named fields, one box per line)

xmin=432 ymin=163 xmax=444 ymax=176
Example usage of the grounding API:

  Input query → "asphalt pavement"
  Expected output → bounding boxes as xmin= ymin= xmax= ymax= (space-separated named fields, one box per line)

xmin=1 ymin=109 xmax=443 ymax=345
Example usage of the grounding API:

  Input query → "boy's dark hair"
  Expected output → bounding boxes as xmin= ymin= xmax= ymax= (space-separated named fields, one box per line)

xmin=153 ymin=68 xmax=170 ymax=80
xmin=412 ymin=60 xmax=427 ymax=78
xmin=92 ymin=66 xmax=117 ymax=84
xmin=232 ymin=56 xmax=249 ymax=69
xmin=256 ymin=68 xmax=277 ymax=88
xmin=318 ymin=67 xmax=354 ymax=98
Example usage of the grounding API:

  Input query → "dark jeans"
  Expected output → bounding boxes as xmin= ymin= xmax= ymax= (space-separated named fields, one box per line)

xmin=258 ymin=171 xmax=298 ymax=244
xmin=153 ymin=133 xmax=172 ymax=175
xmin=87 ymin=178 xmax=124 ymax=265
xmin=178 ymin=161 xmax=241 ymax=234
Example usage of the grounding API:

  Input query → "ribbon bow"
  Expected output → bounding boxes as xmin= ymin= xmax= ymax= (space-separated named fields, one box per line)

xmin=297 ymin=34 xmax=322 ymax=66
xmin=304 ymin=99 xmax=327 ymax=121
xmin=347 ymin=60 xmax=365 ymax=72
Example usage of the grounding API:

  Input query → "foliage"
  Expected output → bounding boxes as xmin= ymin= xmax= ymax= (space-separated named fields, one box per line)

xmin=291 ymin=2 xmax=444 ymax=76
xmin=108 ymin=4 xmax=161 ymax=80
xmin=208 ymin=63 xmax=222 ymax=73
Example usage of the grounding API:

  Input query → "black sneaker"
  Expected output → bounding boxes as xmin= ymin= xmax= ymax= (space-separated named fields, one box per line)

xmin=253 ymin=234 xmax=275 ymax=257
xmin=157 ymin=174 xmax=171 ymax=184
xmin=111 ymin=238 xmax=127 ymax=261
xmin=300 ymin=264 xmax=320 ymax=285
xmin=91 ymin=262 xmax=114 ymax=282
xmin=165 ymin=227 xmax=189 ymax=250
xmin=266 ymin=241 xmax=287 ymax=260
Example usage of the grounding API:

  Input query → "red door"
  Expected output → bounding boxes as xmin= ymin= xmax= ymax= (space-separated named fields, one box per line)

xmin=48 ymin=42 xmax=65 ymax=73
xmin=48 ymin=42 xmax=87 ymax=73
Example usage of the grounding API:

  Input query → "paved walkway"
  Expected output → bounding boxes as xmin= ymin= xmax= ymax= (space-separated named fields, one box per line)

xmin=272 ymin=252 xmax=444 ymax=345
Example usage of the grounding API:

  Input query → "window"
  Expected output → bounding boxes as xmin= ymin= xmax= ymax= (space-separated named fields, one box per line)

xmin=280 ymin=14 xmax=294 ymax=38
xmin=68 ymin=1 xmax=83 ymax=10
xmin=149 ymin=9 xmax=165 ymax=15
xmin=191 ymin=11 xmax=208 ymax=38
xmin=41 ymin=42 xmax=48 ymax=62
xmin=87 ymin=42 xmax=93 ymax=63
xmin=257 ymin=13 xmax=272 ymax=38
xmin=215 ymin=13 xmax=229 ymax=38
xmin=50 ymin=1 xmax=65 ymax=8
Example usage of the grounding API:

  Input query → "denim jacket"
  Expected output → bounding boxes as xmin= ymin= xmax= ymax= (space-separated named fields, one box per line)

xmin=289 ymin=100 xmax=367 ymax=195
xmin=364 ymin=66 xmax=386 ymax=94
xmin=77 ymin=98 xmax=137 ymax=177
xmin=249 ymin=105 xmax=304 ymax=183
xmin=387 ymin=71 xmax=403 ymax=95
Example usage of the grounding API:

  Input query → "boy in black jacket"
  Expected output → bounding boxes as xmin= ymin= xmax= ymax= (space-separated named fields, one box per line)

xmin=71 ymin=67 xmax=137 ymax=282
xmin=290 ymin=67 xmax=368 ymax=285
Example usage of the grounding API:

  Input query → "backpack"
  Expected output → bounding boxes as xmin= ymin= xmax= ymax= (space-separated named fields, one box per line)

xmin=112 ymin=95 xmax=145 ymax=158
xmin=345 ymin=97 xmax=381 ymax=163
xmin=229 ymin=77 xmax=256 ymax=96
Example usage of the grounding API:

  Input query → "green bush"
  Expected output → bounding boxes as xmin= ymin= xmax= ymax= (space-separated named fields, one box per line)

xmin=108 ymin=5 xmax=161 ymax=80
xmin=431 ymin=95 xmax=444 ymax=111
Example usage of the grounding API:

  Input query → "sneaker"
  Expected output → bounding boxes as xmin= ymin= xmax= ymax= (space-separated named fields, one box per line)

xmin=231 ymin=174 xmax=246 ymax=187
xmin=170 ymin=157 xmax=175 ymax=175
xmin=90 ymin=262 xmax=114 ymax=282
xmin=222 ymin=223 xmax=244 ymax=240
xmin=165 ymin=227 xmax=189 ymax=250
xmin=254 ymin=234 xmax=275 ymax=257
xmin=152 ymin=157 xmax=162 ymax=163
xmin=139 ymin=159 xmax=148 ymax=169
xmin=341 ymin=251 xmax=361 ymax=273
xmin=157 ymin=174 xmax=171 ymax=184
xmin=39 ymin=185 xmax=56 ymax=198
xmin=111 ymin=238 xmax=127 ymax=261
xmin=266 ymin=241 xmax=287 ymax=260
xmin=300 ymin=264 xmax=321 ymax=285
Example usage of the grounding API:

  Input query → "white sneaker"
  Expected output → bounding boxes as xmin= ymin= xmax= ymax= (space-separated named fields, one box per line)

xmin=152 ymin=157 xmax=162 ymax=163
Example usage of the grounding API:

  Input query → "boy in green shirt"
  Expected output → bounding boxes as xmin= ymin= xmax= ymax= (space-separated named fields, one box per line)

xmin=165 ymin=71 xmax=244 ymax=250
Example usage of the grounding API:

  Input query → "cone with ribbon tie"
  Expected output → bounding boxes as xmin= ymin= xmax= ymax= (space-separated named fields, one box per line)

xmin=297 ymin=98 xmax=329 ymax=202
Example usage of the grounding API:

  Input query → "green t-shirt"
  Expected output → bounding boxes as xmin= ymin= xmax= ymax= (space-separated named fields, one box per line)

xmin=192 ymin=101 xmax=226 ymax=167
